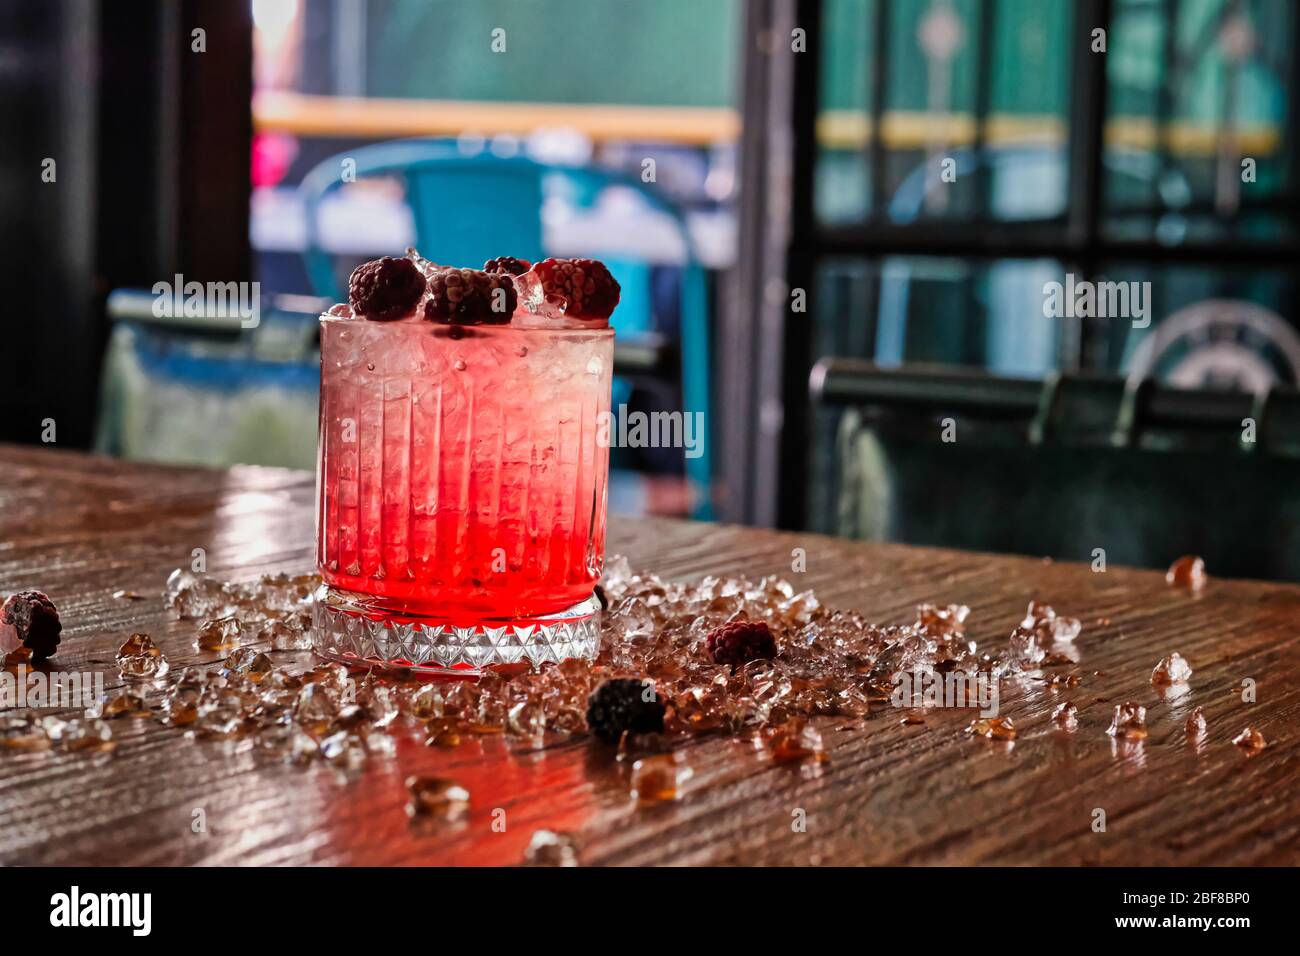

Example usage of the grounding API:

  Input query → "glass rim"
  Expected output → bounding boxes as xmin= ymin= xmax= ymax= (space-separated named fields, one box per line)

xmin=318 ymin=312 xmax=615 ymax=335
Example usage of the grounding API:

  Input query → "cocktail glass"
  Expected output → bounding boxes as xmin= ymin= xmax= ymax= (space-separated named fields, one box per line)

xmin=311 ymin=311 xmax=613 ymax=675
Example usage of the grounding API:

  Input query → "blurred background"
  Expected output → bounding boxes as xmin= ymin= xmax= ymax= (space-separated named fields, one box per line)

xmin=2 ymin=0 xmax=1298 ymax=579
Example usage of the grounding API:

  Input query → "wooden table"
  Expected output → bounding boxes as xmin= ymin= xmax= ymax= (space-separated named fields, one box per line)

xmin=0 ymin=444 xmax=1296 ymax=866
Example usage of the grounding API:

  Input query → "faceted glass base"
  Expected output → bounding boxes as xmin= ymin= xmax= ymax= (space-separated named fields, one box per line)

xmin=310 ymin=586 xmax=601 ymax=676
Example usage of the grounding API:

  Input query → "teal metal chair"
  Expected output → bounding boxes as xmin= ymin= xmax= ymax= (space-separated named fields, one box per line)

xmin=298 ymin=143 xmax=713 ymax=518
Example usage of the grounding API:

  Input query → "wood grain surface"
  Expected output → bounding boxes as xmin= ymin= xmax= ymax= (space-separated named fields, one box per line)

xmin=0 ymin=444 xmax=1296 ymax=866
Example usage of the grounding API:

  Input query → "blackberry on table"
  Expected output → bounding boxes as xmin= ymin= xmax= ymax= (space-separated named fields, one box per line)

xmin=706 ymin=621 xmax=778 ymax=667
xmin=586 ymin=678 xmax=665 ymax=742
xmin=1 ymin=589 xmax=62 ymax=659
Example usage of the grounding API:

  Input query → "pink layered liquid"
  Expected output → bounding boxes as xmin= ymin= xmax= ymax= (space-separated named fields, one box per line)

xmin=317 ymin=316 xmax=613 ymax=618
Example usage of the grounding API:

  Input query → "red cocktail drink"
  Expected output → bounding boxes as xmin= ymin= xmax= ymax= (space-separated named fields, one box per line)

xmin=312 ymin=254 xmax=617 ymax=673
